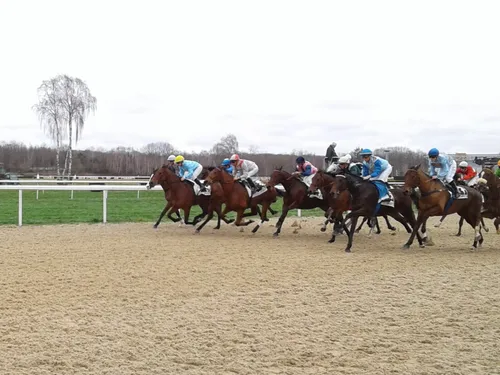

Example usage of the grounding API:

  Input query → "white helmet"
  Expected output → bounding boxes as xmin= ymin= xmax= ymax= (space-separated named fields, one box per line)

xmin=459 ymin=161 xmax=468 ymax=168
xmin=338 ymin=154 xmax=351 ymax=164
xmin=167 ymin=154 xmax=175 ymax=162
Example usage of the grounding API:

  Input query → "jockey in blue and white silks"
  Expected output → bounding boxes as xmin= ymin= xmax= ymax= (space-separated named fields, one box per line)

xmin=174 ymin=155 xmax=206 ymax=191
xmin=427 ymin=148 xmax=458 ymax=197
xmin=359 ymin=149 xmax=392 ymax=182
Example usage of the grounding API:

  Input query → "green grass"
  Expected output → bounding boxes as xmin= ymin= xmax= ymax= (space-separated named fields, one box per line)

xmin=0 ymin=190 xmax=325 ymax=226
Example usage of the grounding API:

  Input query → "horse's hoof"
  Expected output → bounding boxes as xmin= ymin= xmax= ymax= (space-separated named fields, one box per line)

xmin=320 ymin=227 xmax=326 ymax=232
xmin=389 ymin=227 xmax=396 ymax=231
xmin=345 ymin=248 xmax=351 ymax=253
xmin=194 ymin=230 xmax=200 ymax=235
xmin=455 ymin=233 xmax=461 ymax=237
xmin=484 ymin=227 xmax=489 ymax=232
xmin=153 ymin=225 xmax=158 ymax=229
xmin=328 ymin=238 xmax=336 ymax=243
xmin=402 ymin=244 xmax=410 ymax=250
xmin=252 ymin=227 xmax=259 ymax=234
xmin=419 ymin=244 xmax=425 ymax=248
xmin=273 ymin=233 xmax=279 ymax=238
xmin=434 ymin=223 xmax=442 ymax=228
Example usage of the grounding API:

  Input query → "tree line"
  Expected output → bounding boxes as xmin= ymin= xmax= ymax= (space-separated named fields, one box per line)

xmin=0 ymin=134 xmax=428 ymax=178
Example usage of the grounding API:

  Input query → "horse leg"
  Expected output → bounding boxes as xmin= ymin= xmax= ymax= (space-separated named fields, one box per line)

xmin=387 ymin=211 xmax=424 ymax=247
xmin=252 ymin=201 xmax=270 ymax=233
xmin=355 ymin=217 xmax=368 ymax=233
xmin=434 ymin=213 xmax=448 ymax=228
xmin=494 ymin=217 xmax=500 ymax=234
xmin=344 ymin=215 xmax=360 ymax=253
xmin=181 ymin=206 xmax=193 ymax=225
xmin=456 ymin=216 xmax=465 ymax=236
xmin=480 ymin=216 xmax=489 ymax=232
xmin=273 ymin=205 xmax=291 ymax=237
xmin=268 ymin=206 xmax=278 ymax=215
xmin=153 ymin=202 xmax=172 ymax=228
xmin=403 ymin=211 xmax=427 ymax=249
xmin=195 ymin=204 xmax=219 ymax=233
xmin=321 ymin=208 xmax=333 ymax=232
xmin=383 ymin=215 xmax=397 ymax=231
xmin=374 ymin=217 xmax=381 ymax=234
xmin=167 ymin=205 xmax=182 ymax=223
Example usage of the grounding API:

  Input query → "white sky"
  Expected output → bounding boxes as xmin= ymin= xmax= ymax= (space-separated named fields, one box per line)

xmin=1 ymin=0 xmax=499 ymax=155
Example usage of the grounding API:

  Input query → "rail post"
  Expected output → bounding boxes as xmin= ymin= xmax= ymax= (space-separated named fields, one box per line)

xmin=103 ymin=190 xmax=108 ymax=223
xmin=18 ymin=190 xmax=23 ymax=227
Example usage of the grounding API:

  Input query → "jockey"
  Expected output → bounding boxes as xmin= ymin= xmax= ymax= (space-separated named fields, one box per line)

xmin=457 ymin=161 xmax=478 ymax=186
xmin=427 ymin=148 xmax=458 ymax=198
xmin=229 ymin=154 xmax=261 ymax=193
xmin=220 ymin=158 xmax=234 ymax=175
xmin=293 ymin=156 xmax=318 ymax=178
xmin=174 ymin=155 xmax=206 ymax=191
xmin=337 ymin=154 xmax=362 ymax=176
xmin=165 ymin=154 xmax=177 ymax=172
xmin=359 ymin=149 xmax=393 ymax=184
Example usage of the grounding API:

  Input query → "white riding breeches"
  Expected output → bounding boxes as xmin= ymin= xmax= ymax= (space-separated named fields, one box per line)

xmin=445 ymin=160 xmax=457 ymax=183
xmin=370 ymin=165 xmax=392 ymax=183
xmin=190 ymin=164 xmax=203 ymax=180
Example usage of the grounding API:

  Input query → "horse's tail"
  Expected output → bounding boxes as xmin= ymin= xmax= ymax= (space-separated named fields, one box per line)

xmin=409 ymin=189 xmax=420 ymax=209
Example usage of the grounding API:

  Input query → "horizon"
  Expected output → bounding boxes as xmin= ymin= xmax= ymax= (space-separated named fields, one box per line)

xmin=1 ymin=1 xmax=500 ymax=155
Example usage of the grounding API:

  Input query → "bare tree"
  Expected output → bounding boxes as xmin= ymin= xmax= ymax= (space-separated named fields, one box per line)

xmin=57 ymin=75 xmax=97 ymax=176
xmin=210 ymin=134 xmax=239 ymax=162
xmin=141 ymin=142 xmax=176 ymax=156
xmin=32 ymin=78 xmax=67 ymax=176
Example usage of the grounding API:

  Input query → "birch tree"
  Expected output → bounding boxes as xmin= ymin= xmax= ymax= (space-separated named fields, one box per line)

xmin=32 ymin=78 xmax=66 ymax=176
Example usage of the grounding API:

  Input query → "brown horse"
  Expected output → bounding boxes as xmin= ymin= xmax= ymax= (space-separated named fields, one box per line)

xmin=329 ymin=173 xmax=418 ymax=252
xmin=477 ymin=169 xmax=500 ymax=234
xmin=147 ymin=165 xmax=234 ymax=228
xmin=195 ymin=167 xmax=282 ymax=233
xmin=308 ymin=170 xmax=397 ymax=238
xmin=266 ymin=168 xmax=331 ymax=237
xmin=402 ymin=165 xmax=484 ymax=249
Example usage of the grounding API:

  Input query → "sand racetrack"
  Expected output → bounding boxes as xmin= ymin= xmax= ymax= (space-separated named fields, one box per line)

xmin=1 ymin=216 xmax=500 ymax=375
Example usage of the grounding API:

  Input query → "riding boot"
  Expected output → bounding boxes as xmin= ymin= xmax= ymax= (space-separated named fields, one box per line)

xmin=246 ymin=178 xmax=257 ymax=193
xmin=447 ymin=180 xmax=458 ymax=198
xmin=194 ymin=178 xmax=206 ymax=192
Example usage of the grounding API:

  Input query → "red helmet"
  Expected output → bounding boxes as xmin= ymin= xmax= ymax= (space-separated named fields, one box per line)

xmin=230 ymin=154 xmax=240 ymax=162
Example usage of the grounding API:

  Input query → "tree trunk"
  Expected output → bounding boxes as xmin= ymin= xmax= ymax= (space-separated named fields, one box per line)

xmin=67 ymin=116 xmax=73 ymax=177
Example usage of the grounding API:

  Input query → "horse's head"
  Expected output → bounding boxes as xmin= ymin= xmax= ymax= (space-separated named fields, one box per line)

xmin=205 ymin=167 xmax=231 ymax=185
xmin=267 ymin=167 xmax=289 ymax=189
xmin=329 ymin=175 xmax=348 ymax=199
xmin=403 ymin=164 xmax=421 ymax=195
xmin=309 ymin=170 xmax=334 ymax=193
xmin=146 ymin=164 xmax=177 ymax=189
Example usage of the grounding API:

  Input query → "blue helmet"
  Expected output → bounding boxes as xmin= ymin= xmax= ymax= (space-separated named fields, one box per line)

xmin=221 ymin=158 xmax=230 ymax=166
xmin=359 ymin=148 xmax=372 ymax=156
xmin=428 ymin=148 xmax=439 ymax=157
xmin=296 ymin=156 xmax=305 ymax=164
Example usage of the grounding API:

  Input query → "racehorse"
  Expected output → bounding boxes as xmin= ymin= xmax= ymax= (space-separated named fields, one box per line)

xmin=266 ymin=167 xmax=332 ymax=237
xmin=308 ymin=170 xmax=397 ymax=239
xmin=195 ymin=167 xmax=282 ymax=233
xmin=402 ymin=165 xmax=484 ymax=249
xmin=147 ymin=165 xmax=234 ymax=228
xmin=329 ymin=172 xmax=418 ymax=252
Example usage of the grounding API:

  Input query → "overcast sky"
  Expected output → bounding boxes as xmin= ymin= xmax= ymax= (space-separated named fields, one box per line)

xmin=1 ymin=0 xmax=499 ymax=155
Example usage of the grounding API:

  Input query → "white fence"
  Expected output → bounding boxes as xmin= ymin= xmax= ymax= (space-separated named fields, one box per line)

xmin=0 ymin=184 xmax=163 ymax=226
xmin=0 ymin=181 xmax=406 ymax=227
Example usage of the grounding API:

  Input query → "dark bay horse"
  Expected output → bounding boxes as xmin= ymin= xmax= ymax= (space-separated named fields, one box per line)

xmin=402 ymin=165 xmax=484 ymax=249
xmin=329 ymin=173 xmax=418 ymax=252
xmin=147 ymin=165 xmax=234 ymax=228
xmin=266 ymin=168 xmax=331 ymax=237
xmin=195 ymin=167 xmax=282 ymax=233
xmin=308 ymin=170 xmax=397 ymax=238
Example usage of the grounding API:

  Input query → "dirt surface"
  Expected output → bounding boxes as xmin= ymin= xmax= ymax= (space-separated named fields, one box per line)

xmin=1 ymin=216 xmax=500 ymax=375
